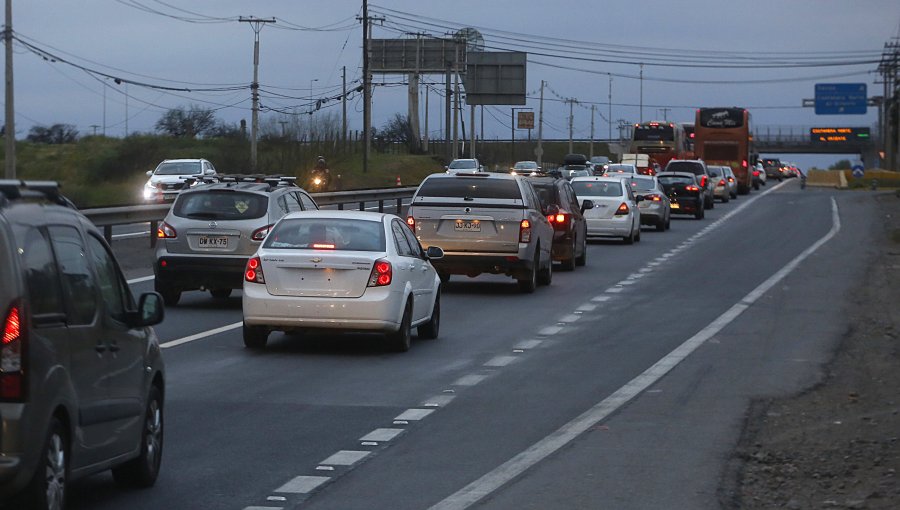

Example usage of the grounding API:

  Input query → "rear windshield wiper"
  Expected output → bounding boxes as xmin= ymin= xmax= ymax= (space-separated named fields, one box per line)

xmin=184 ymin=212 xmax=220 ymax=219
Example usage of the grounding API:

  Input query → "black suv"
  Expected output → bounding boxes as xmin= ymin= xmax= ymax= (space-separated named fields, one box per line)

xmin=0 ymin=180 xmax=165 ymax=509
xmin=524 ymin=174 xmax=593 ymax=270
xmin=663 ymin=160 xmax=715 ymax=210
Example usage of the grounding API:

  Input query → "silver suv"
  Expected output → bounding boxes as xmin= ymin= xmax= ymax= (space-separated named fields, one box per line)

xmin=0 ymin=180 xmax=165 ymax=509
xmin=142 ymin=158 xmax=217 ymax=202
xmin=154 ymin=175 xmax=319 ymax=306
xmin=406 ymin=172 xmax=554 ymax=293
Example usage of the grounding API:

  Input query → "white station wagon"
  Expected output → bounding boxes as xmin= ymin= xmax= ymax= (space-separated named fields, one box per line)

xmin=242 ymin=211 xmax=444 ymax=352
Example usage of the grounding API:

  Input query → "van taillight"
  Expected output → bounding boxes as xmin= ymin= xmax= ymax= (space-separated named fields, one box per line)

xmin=519 ymin=219 xmax=532 ymax=243
xmin=1 ymin=303 xmax=24 ymax=400
xmin=245 ymin=256 xmax=265 ymax=284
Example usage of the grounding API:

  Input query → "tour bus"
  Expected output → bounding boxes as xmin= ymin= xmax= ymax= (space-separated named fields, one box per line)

xmin=694 ymin=107 xmax=754 ymax=194
xmin=629 ymin=121 xmax=687 ymax=170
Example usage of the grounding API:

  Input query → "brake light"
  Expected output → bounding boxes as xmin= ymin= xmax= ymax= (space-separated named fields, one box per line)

xmin=519 ymin=219 xmax=532 ymax=243
xmin=699 ymin=175 xmax=708 ymax=188
xmin=244 ymin=256 xmax=265 ymax=284
xmin=1 ymin=303 xmax=24 ymax=400
xmin=252 ymin=224 xmax=273 ymax=241
xmin=368 ymin=259 xmax=392 ymax=287
xmin=685 ymin=185 xmax=700 ymax=192
xmin=728 ymin=177 xmax=735 ymax=183
xmin=645 ymin=193 xmax=662 ymax=202
xmin=615 ymin=202 xmax=629 ymax=215
xmin=742 ymin=160 xmax=748 ymax=168
xmin=312 ymin=243 xmax=335 ymax=249
xmin=718 ymin=179 xmax=726 ymax=187
xmin=406 ymin=216 xmax=416 ymax=230
xmin=157 ymin=221 xmax=177 ymax=239
xmin=548 ymin=212 xmax=570 ymax=230
xmin=753 ymin=170 xmax=760 ymax=176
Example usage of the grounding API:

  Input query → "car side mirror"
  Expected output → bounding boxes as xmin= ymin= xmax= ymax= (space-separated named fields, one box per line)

xmin=580 ymin=199 xmax=594 ymax=211
xmin=205 ymin=169 xmax=215 ymax=175
xmin=544 ymin=204 xmax=560 ymax=216
xmin=634 ymin=195 xmax=644 ymax=203
xmin=146 ymin=170 xmax=153 ymax=177
xmin=128 ymin=292 xmax=165 ymax=328
xmin=425 ymin=246 xmax=444 ymax=260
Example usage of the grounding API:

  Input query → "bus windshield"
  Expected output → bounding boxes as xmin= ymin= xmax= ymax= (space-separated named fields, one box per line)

xmin=633 ymin=124 xmax=674 ymax=141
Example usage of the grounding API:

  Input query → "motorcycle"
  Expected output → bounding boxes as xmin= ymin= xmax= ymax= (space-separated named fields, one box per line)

xmin=308 ymin=169 xmax=331 ymax=192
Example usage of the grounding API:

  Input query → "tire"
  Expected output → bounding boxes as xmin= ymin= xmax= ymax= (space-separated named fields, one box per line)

xmin=210 ymin=288 xmax=232 ymax=299
xmin=623 ymin=229 xmax=635 ymax=245
xmin=575 ymin=235 xmax=587 ymax=266
xmin=437 ymin=271 xmax=451 ymax=284
xmin=113 ymin=385 xmax=163 ymax=488
xmin=560 ymin=237 xmax=576 ymax=271
xmin=243 ymin=323 xmax=269 ymax=349
xmin=22 ymin=417 xmax=68 ymax=510
xmin=538 ymin=251 xmax=553 ymax=286
xmin=706 ymin=195 xmax=714 ymax=209
xmin=418 ymin=291 xmax=440 ymax=340
xmin=695 ymin=206 xmax=705 ymax=220
xmin=634 ymin=227 xmax=641 ymax=243
xmin=753 ymin=181 xmax=760 ymax=190
xmin=155 ymin=281 xmax=181 ymax=307
xmin=665 ymin=214 xmax=671 ymax=230
xmin=656 ymin=216 xmax=666 ymax=232
xmin=517 ymin=253 xmax=538 ymax=293
xmin=721 ymin=194 xmax=729 ymax=203
xmin=387 ymin=301 xmax=412 ymax=352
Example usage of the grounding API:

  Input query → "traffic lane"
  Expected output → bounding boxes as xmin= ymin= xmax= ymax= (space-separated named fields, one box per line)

xmin=290 ymin=187 xmax=835 ymax=508
xmin=472 ymin=188 xmax=869 ymax=510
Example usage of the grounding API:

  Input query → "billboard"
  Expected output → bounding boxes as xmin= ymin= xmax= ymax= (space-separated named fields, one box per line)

xmin=463 ymin=52 xmax=527 ymax=106
xmin=369 ymin=38 xmax=465 ymax=73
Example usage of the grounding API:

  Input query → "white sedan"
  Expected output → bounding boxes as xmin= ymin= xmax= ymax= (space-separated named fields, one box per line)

xmin=242 ymin=211 xmax=443 ymax=352
xmin=570 ymin=176 xmax=642 ymax=244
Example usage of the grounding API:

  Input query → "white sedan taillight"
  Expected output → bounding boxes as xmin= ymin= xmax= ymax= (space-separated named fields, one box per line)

xmin=368 ymin=259 xmax=392 ymax=287
xmin=245 ymin=256 xmax=265 ymax=284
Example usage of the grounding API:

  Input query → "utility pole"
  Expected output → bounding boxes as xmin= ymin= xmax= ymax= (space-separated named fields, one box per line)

xmin=341 ymin=66 xmax=347 ymax=148
xmin=239 ymin=16 xmax=276 ymax=171
xmin=536 ymin=80 xmax=544 ymax=168
xmin=4 ymin=0 xmax=14 ymax=178
xmin=590 ymin=104 xmax=595 ymax=158
xmin=445 ymin=63 xmax=452 ymax=162
xmin=639 ymin=63 xmax=644 ymax=123
xmin=608 ymin=74 xmax=613 ymax=140
xmin=567 ymin=98 xmax=576 ymax=154
xmin=90 ymin=125 xmax=99 ymax=136
xmin=423 ymin=84 xmax=429 ymax=152
xmin=361 ymin=0 xmax=370 ymax=172
xmin=659 ymin=107 xmax=671 ymax=121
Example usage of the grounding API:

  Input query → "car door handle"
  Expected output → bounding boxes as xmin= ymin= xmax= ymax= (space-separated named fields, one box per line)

xmin=108 ymin=342 xmax=121 ymax=353
xmin=95 ymin=343 xmax=107 ymax=353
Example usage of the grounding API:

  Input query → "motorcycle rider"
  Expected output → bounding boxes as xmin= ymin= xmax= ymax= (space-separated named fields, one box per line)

xmin=311 ymin=155 xmax=330 ymax=190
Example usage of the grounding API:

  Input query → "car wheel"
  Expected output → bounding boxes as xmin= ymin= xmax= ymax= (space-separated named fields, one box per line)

xmin=634 ymin=226 xmax=641 ymax=243
xmin=22 ymin=417 xmax=68 ymax=510
xmin=113 ymin=385 xmax=163 ymax=488
xmin=561 ymin=237 xmax=576 ymax=271
xmin=210 ymin=288 xmax=232 ymax=299
xmin=437 ymin=271 xmax=451 ymax=284
xmin=665 ymin=214 xmax=671 ymax=230
xmin=722 ymin=194 xmax=729 ymax=203
xmin=538 ymin=252 xmax=552 ymax=286
xmin=753 ymin=181 xmax=760 ymax=190
xmin=706 ymin=196 xmax=714 ymax=209
xmin=623 ymin=229 xmax=635 ymax=245
xmin=387 ymin=301 xmax=412 ymax=352
xmin=417 ymin=291 xmax=440 ymax=340
xmin=656 ymin=216 xmax=666 ymax=232
xmin=155 ymin=281 xmax=181 ymax=307
xmin=575 ymin=235 xmax=587 ymax=266
xmin=731 ymin=191 xmax=738 ymax=199
xmin=243 ymin=323 xmax=269 ymax=349
xmin=517 ymin=253 xmax=538 ymax=293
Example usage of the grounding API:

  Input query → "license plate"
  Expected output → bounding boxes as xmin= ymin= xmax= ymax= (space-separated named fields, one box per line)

xmin=454 ymin=220 xmax=481 ymax=232
xmin=671 ymin=203 xmax=680 ymax=209
xmin=199 ymin=236 xmax=228 ymax=248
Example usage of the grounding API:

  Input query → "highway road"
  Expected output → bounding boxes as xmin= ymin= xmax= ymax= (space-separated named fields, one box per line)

xmin=65 ymin=180 xmax=876 ymax=510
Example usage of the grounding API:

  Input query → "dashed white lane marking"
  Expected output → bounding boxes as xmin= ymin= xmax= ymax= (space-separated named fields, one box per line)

xmin=360 ymin=428 xmax=403 ymax=442
xmin=558 ymin=314 xmax=581 ymax=323
xmin=422 ymin=394 xmax=456 ymax=407
xmin=245 ymin=506 xmax=282 ymax=510
xmin=538 ymin=325 xmax=563 ymax=336
xmin=617 ymin=280 xmax=636 ymax=286
xmin=485 ymin=356 xmax=517 ymax=367
xmin=275 ymin=476 xmax=329 ymax=494
xmin=267 ymin=496 xmax=287 ymax=502
xmin=515 ymin=339 xmax=543 ymax=350
xmin=160 ymin=322 xmax=241 ymax=349
xmin=396 ymin=408 xmax=435 ymax=420
xmin=319 ymin=450 xmax=370 ymax=466
xmin=627 ymin=272 xmax=645 ymax=279
xmin=605 ymin=286 xmax=624 ymax=293
xmin=592 ymin=295 xmax=611 ymax=302
xmin=127 ymin=275 xmax=154 ymax=285
xmin=647 ymin=261 xmax=661 ymax=266
xmin=428 ymin=187 xmax=831 ymax=510
xmin=453 ymin=374 xmax=488 ymax=387
xmin=576 ymin=304 xmax=597 ymax=312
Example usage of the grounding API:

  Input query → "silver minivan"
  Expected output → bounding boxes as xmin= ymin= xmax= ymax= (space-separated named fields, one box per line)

xmin=0 ymin=180 xmax=165 ymax=510
xmin=406 ymin=172 xmax=555 ymax=293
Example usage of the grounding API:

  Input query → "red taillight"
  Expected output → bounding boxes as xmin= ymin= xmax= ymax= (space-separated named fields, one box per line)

xmin=368 ymin=259 xmax=392 ymax=287
xmin=728 ymin=177 xmax=735 ymax=183
xmin=519 ymin=219 xmax=532 ymax=243
xmin=615 ymin=202 xmax=629 ymax=215
xmin=406 ymin=216 xmax=416 ymax=230
xmin=718 ymin=179 xmax=726 ymax=187
xmin=157 ymin=221 xmax=176 ymax=239
xmin=753 ymin=170 xmax=760 ymax=176
xmin=312 ymin=243 xmax=335 ymax=250
xmin=252 ymin=224 xmax=273 ymax=241
xmin=1 ymin=303 xmax=23 ymax=400
xmin=700 ymin=175 xmax=708 ymax=188
xmin=742 ymin=160 xmax=748 ymax=168
xmin=645 ymin=193 xmax=662 ymax=202
xmin=685 ymin=185 xmax=700 ymax=192
xmin=244 ymin=256 xmax=265 ymax=283
xmin=548 ymin=213 xmax=569 ymax=228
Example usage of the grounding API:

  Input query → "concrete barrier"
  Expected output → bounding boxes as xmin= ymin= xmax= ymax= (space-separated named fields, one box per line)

xmin=807 ymin=169 xmax=846 ymax=188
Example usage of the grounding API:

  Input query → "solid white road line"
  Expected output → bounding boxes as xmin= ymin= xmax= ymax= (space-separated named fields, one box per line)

xmin=127 ymin=275 xmax=154 ymax=285
xmin=160 ymin=322 xmax=242 ymax=349
xmin=427 ymin=195 xmax=839 ymax=510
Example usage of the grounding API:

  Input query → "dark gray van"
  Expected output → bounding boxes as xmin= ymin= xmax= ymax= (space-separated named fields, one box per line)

xmin=0 ymin=181 xmax=165 ymax=510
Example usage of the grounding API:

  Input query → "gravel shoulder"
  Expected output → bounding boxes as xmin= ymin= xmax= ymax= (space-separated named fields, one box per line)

xmin=725 ymin=192 xmax=900 ymax=509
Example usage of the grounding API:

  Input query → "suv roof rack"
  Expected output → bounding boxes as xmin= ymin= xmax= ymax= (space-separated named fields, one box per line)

xmin=184 ymin=174 xmax=299 ymax=190
xmin=0 ymin=180 xmax=76 ymax=208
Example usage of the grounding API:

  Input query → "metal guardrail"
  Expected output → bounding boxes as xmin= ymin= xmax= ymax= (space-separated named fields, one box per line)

xmin=82 ymin=186 xmax=419 ymax=247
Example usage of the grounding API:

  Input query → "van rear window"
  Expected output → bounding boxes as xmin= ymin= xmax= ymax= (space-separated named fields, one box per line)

xmin=417 ymin=177 xmax=521 ymax=200
xmin=665 ymin=162 xmax=704 ymax=175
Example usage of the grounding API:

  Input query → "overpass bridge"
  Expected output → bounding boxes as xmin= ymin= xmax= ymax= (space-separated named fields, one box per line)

xmin=753 ymin=125 xmax=879 ymax=164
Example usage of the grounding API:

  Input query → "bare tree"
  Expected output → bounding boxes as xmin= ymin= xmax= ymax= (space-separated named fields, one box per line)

xmin=26 ymin=124 xmax=79 ymax=144
xmin=155 ymin=105 xmax=218 ymax=138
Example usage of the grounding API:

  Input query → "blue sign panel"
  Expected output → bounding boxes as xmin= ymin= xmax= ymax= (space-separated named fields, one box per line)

xmin=815 ymin=83 xmax=867 ymax=115
xmin=851 ymin=164 xmax=865 ymax=178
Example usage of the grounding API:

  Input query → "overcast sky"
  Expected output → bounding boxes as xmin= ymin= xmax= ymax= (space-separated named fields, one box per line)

xmin=7 ymin=1 xmax=900 ymax=167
